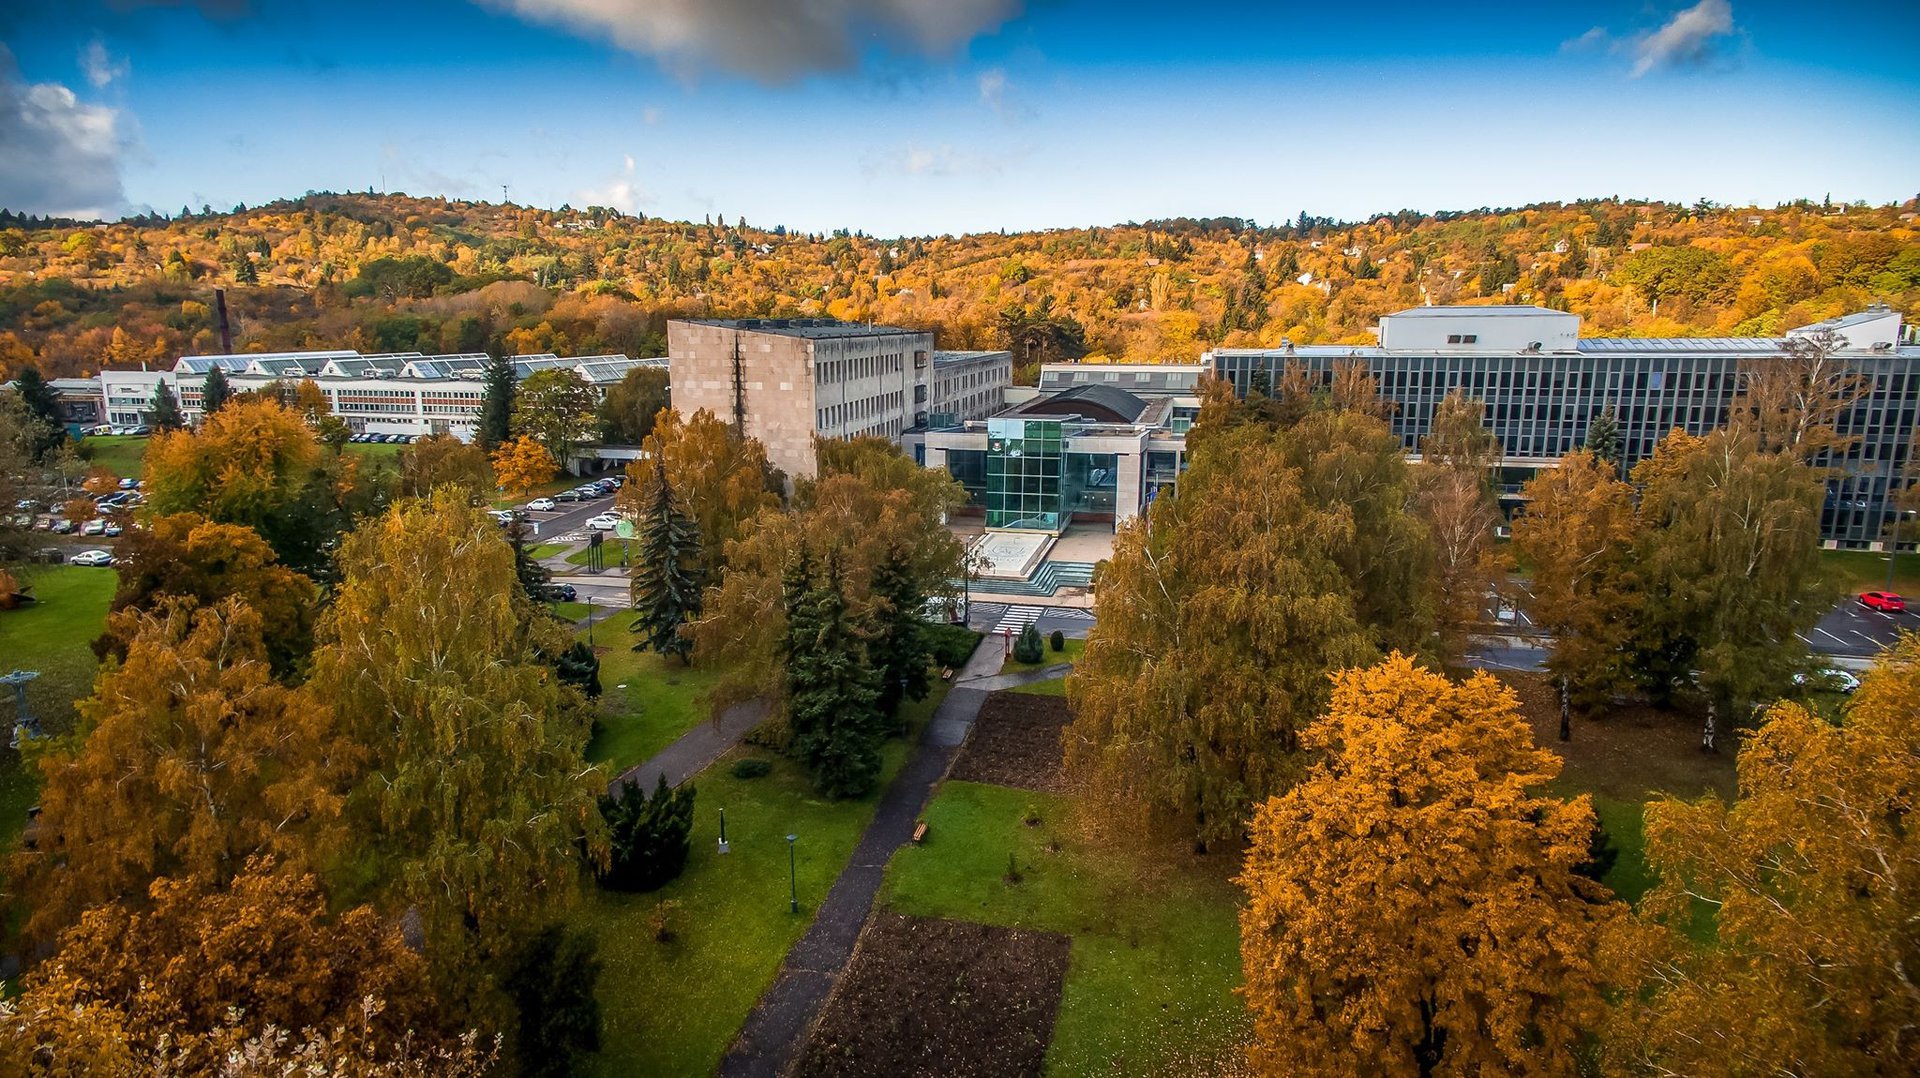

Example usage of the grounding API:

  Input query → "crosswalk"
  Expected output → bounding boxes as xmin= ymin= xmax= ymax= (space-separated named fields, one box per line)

xmin=993 ymin=605 xmax=1045 ymax=634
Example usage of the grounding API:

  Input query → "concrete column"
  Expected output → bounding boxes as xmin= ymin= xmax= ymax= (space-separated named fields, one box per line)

xmin=1115 ymin=450 xmax=1144 ymax=526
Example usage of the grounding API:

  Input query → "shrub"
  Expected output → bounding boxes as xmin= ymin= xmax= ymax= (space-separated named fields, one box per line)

xmin=925 ymin=623 xmax=983 ymax=668
xmin=596 ymin=774 xmax=695 ymax=891
xmin=730 ymin=757 xmax=773 ymax=780
xmin=648 ymin=899 xmax=682 ymax=943
xmin=1012 ymin=623 xmax=1045 ymax=664
xmin=1575 ymin=814 xmax=1619 ymax=883
xmin=1049 ymin=629 xmax=1065 ymax=653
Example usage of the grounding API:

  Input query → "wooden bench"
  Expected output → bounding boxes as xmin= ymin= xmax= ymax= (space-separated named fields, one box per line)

xmin=911 ymin=820 xmax=929 ymax=845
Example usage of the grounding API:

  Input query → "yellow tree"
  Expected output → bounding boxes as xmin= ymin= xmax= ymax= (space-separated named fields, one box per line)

xmin=398 ymin=431 xmax=494 ymax=499
xmin=8 ymin=858 xmax=439 ymax=1073
xmin=1239 ymin=654 xmax=1617 ymax=1076
xmin=11 ymin=597 xmax=347 ymax=943
xmin=1066 ymin=425 xmax=1375 ymax=849
xmin=1512 ymin=449 xmax=1639 ymax=712
xmin=1733 ymin=328 xmax=1869 ymax=462
xmin=1417 ymin=391 xmax=1501 ymax=660
xmin=1605 ymin=633 xmax=1920 ymax=1077
xmin=309 ymin=491 xmax=605 ymax=998
xmin=624 ymin=407 xmax=780 ymax=578
xmin=93 ymin=512 xmax=317 ymax=677
xmin=490 ymin=434 xmax=556 ymax=497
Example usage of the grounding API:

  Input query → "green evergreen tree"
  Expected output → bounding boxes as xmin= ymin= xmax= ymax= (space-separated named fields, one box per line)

xmin=10 ymin=365 xmax=65 ymax=461
xmin=504 ymin=924 xmax=602 ymax=1078
xmin=233 ymin=257 xmax=258 ymax=284
xmin=479 ymin=349 xmax=515 ymax=450
xmin=785 ymin=549 xmax=883 ymax=798
xmin=555 ymin=640 xmax=602 ymax=699
xmin=1584 ymin=406 xmax=1622 ymax=472
xmin=1013 ymin=622 xmax=1045 ymax=664
xmin=595 ymin=774 xmax=695 ymax=892
xmin=148 ymin=380 xmax=184 ymax=431
xmin=199 ymin=365 xmax=232 ymax=419
xmin=509 ymin=522 xmax=552 ymax=600
xmin=869 ymin=545 xmax=931 ymax=721
xmin=629 ymin=461 xmax=704 ymax=662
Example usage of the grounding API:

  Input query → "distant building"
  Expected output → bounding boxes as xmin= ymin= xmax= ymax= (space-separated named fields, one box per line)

xmin=95 ymin=350 xmax=661 ymax=440
xmin=666 ymin=317 xmax=1011 ymax=480
xmin=1207 ymin=304 xmax=1920 ymax=548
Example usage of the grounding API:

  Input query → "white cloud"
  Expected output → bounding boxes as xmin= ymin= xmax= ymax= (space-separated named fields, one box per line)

xmin=81 ymin=40 xmax=129 ymax=89
xmin=978 ymin=67 xmax=1007 ymax=111
xmin=0 ymin=46 xmax=129 ymax=218
xmin=469 ymin=0 xmax=1021 ymax=81
xmin=1630 ymin=0 xmax=1737 ymax=77
xmin=863 ymin=142 xmax=1009 ymax=179
xmin=642 ymin=106 xmax=661 ymax=125
xmin=577 ymin=153 xmax=648 ymax=213
xmin=1559 ymin=26 xmax=1609 ymax=54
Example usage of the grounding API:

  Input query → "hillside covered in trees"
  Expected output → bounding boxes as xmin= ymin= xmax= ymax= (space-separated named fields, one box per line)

xmin=1 ymin=192 xmax=1916 ymax=383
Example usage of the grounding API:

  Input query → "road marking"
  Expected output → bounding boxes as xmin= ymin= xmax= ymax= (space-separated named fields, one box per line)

xmin=994 ymin=605 xmax=1045 ymax=634
xmin=1814 ymin=627 xmax=1849 ymax=646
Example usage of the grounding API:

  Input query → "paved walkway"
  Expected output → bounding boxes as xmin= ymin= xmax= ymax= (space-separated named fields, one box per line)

xmin=718 ymin=643 xmax=1070 ymax=1078
xmin=608 ymin=698 xmax=769 ymax=795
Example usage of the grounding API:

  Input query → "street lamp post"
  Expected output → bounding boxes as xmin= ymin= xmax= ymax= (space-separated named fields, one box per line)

xmin=587 ymin=593 xmax=595 ymax=646
xmin=717 ymin=807 xmax=730 ymax=854
xmin=899 ymin=676 xmax=909 ymax=738
xmin=786 ymin=834 xmax=799 ymax=914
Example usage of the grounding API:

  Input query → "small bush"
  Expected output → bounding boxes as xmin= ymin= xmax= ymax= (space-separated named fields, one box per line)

xmin=1049 ymin=629 xmax=1065 ymax=653
xmin=1012 ymin=624 xmax=1044 ymax=664
xmin=648 ymin=899 xmax=682 ymax=943
xmin=925 ymin=623 xmax=983 ymax=668
xmin=596 ymin=774 xmax=695 ymax=892
xmin=730 ymin=757 xmax=773 ymax=780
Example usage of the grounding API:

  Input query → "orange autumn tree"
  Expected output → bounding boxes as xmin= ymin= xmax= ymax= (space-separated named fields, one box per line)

xmin=3 ymin=858 xmax=444 ymax=1074
xmin=623 ymin=407 xmax=780 ymax=579
xmin=1604 ymin=633 xmax=1920 ymax=1076
xmin=490 ymin=434 xmax=556 ymax=497
xmin=11 ymin=597 xmax=347 ymax=943
xmin=1238 ymin=654 xmax=1617 ymax=1076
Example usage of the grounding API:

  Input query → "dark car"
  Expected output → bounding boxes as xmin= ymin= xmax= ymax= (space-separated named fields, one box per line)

xmin=542 ymin=583 xmax=577 ymax=602
xmin=554 ymin=489 xmax=584 ymax=502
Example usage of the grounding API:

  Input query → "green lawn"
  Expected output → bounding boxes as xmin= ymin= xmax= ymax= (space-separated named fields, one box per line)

xmin=585 ymin=629 xmax=730 ymax=774
xmin=0 ymin=565 xmax=116 ymax=848
xmin=344 ymin=441 xmax=404 ymax=462
xmin=1819 ymin=547 xmax=1920 ymax=598
xmin=78 ymin=434 xmax=149 ymax=478
xmin=884 ymin=781 xmax=1249 ymax=1075
xmin=565 ymin=540 xmax=632 ymax=567
xmin=577 ymin=684 xmax=948 ymax=1076
xmin=1000 ymin=635 xmax=1085 ymax=676
xmin=526 ymin=542 xmax=571 ymax=560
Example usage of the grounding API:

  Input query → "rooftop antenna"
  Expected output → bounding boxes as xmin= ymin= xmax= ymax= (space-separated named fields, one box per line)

xmin=501 ymin=183 xmax=510 ymax=206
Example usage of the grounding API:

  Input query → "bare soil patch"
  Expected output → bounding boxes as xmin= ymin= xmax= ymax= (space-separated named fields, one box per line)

xmin=794 ymin=912 xmax=1071 ymax=1078
xmin=1497 ymin=671 xmax=1736 ymax=802
xmin=951 ymin=691 xmax=1072 ymax=792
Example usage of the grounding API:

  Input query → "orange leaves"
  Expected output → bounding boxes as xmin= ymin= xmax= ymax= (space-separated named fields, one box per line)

xmin=490 ymin=434 xmax=556 ymax=496
xmin=1238 ymin=654 xmax=1615 ymax=1077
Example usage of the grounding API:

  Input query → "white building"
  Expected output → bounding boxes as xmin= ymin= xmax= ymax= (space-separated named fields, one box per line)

xmin=98 ymin=351 xmax=662 ymax=440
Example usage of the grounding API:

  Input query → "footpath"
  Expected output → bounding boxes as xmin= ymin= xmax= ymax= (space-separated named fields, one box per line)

xmin=717 ymin=640 xmax=1067 ymax=1078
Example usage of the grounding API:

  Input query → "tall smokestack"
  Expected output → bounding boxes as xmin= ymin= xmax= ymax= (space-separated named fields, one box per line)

xmin=213 ymin=288 xmax=233 ymax=354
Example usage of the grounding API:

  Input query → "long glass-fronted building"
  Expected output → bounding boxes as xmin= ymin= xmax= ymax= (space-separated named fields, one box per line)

xmin=1207 ymin=305 xmax=1919 ymax=548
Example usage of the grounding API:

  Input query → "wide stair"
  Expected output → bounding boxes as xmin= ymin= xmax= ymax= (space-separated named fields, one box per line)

xmin=960 ymin=560 xmax=1096 ymax=598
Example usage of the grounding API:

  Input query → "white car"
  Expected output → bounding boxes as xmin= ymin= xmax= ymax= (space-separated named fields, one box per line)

xmin=80 ymin=518 xmax=107 ymax=536
xmin=69 ymin=549 xmax=114 ymax=567
xmin=1793 ymin=667 xmax=1862 ymax=694
xmin=526 ymin=497 xmax=558 ymax=512
xmin=585 ymin=514 xmax=622 ymax=531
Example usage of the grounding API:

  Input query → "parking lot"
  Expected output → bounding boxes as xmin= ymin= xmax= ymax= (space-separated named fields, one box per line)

xmin=1804 ymin=597 xmax=1920 ymax=657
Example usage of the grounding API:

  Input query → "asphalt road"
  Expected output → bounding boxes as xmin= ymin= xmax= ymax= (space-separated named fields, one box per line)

xmin=1803 ymin=596 xmax=1920 ymax=657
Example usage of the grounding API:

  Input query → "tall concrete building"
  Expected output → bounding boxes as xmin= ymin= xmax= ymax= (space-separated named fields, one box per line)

xmin=666 ymin=318 xmax=1010 ymax=480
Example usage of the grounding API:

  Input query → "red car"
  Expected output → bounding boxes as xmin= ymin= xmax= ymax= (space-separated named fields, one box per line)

xmin=1860 ymin=591 xmax=1906 ymax=613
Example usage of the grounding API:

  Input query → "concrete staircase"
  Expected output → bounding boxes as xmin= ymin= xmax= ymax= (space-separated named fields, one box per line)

xmin=961 ymin=560 xmax=1096 ymax=598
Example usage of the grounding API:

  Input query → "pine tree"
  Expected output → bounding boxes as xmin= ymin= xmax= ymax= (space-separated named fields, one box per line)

xmin=629 ymin=461 xmax=704 ymax=662
xmin=148 ymin=381 xmax=184 ymax=431
xmin=10 ymin=365 xmax=65 ymax=461
xmin=1584 ymin=406 xmax=1621 ymax=471
xmin=595 ymin=774 xmax=695 ymax=892
xmin=233 ymin=257 xmax=258 ymax=284
xmin=868 ymin=545 xmax=931 ymax=721
xmin=478 ymin=349 xmax=515 ymax=450
xmin=200 ymin=366 xmax=232 ymax=418
xmin=784 ymin=550 xmax=883 ymax=799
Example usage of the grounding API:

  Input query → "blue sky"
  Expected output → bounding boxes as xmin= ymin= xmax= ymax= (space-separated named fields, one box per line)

xmin=2 ymin=1 xmax=1916 ymax=234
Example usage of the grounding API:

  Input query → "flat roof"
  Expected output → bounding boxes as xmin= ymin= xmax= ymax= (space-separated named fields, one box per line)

xmin=679 ymin=317 xmax=923 ymax=339
xmin=1383 ymin=305 xmax=1569 ymax=319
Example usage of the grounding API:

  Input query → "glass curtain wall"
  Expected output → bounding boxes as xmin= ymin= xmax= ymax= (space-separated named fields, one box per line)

xmin=985 ymin=418 xmax=1065 ymax=531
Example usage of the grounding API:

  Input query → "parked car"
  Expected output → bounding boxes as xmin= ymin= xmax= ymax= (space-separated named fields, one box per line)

xmin=572 ymin=485 xmax=604 ymax=499
xmin=1793 ymin=666 xmax=1862 ymax=694
xmin=585 ymin=514 xmax=621 ymax=531
xmin=129 ymin=426 xmax=150 ymax=436
xmin=103 ymin=522 xmax=123 ymax=538
xmin=49 ymin=519 xmax=75 ymax=534
xmin=554 ymin=489 xmax=584 ymax=502
xmin=80 ymin=518 xmax=107 ymax=536
xmin=526 ymin=497 xmax=558 ymax=512
xmin=118 ymin=477 xmax=137 ymax=489
xmin=1860 ymin=591 xmax=1906 ymax=613
xmin=490 ymin=509 xmax=518 ymax=526
xmin=69 ymin=549 xmax=114 ymax=567
xmin=542 ymin=583 xmax=577 ymax=602
xmin=15 ymin=498 xmax=40 ymax=511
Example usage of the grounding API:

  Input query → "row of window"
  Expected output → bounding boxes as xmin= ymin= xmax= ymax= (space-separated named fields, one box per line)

xmin=816 ymin=390 xmax=905 ymax=431
xmin=816 ymin=351 xmax=905 ymax=385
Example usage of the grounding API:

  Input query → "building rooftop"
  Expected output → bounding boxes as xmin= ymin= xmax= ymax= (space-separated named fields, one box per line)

xmin=1015 ymin=383 xmax=1152 ymax=423
xmin=1382 ymin=305 xmax=1566 ymax=319
xmin=681 ymin=317 xmax=922 ymax=339
xmin=933 ymin=350 xmax=1009 ymax=365
xmin=1039 ymin=363 xmax=1207 ymax=397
